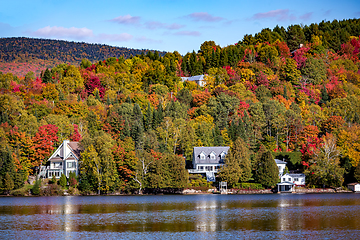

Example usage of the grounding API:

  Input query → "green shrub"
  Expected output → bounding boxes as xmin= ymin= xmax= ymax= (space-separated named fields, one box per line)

xmin=31 ymin=180 xmax=41 ymax=195
xmin=59 ymin=173 xmax=67 ymax=188
xmin=235 ymin=183 xmax=264 ymax=190
xmin=50 ymin=175 xmax=57 ymax=184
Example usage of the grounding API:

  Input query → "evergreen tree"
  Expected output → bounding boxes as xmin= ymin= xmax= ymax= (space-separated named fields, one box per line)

xmin=217 ymin=138 xmax=252 ymax=188
xmin=320 ymin=85 xmax=329 ymax=105
xmin=4 ymin=173 xmax=14 ymax=193
xmin=31 ymin=180 xmax=41 ymax=195
xmin=59 ymin=173 xmax=67 ymax=188
xmin=79 ymin=173 xmax=92 ymax=194
xmin=213 ymin=126 xmax=223 ymax=146
xmin=42 ymin=68 xmax=52 ymax=83
xmin=144 ymin=102 xmax=153 ymax=131
xmin=254 ymin=147 xmax=278 ymax=188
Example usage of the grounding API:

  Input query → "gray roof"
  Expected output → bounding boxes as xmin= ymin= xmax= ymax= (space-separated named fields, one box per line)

xmin=275 ymin=159 xmax=287 ymax=164
xmin=193 ymin=146 xmax=230 ymax=164
xmin=181 ymin=75 xmax=205 ymax=81
xmin=188 ymin=75 xmax=204 ymax=81
xmin=283 ymin=173 xmax=305 ymax=178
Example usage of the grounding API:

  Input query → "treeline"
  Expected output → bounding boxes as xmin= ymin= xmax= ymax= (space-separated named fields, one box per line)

xmin=0 ymin=37 xmax=166 ymax=64
xmin=0 ymin=18 xmax=360 ymax=195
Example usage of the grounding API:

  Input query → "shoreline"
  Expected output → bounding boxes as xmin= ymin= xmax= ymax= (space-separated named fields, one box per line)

xmin=0 ymin=187 xmax=354 ymax=197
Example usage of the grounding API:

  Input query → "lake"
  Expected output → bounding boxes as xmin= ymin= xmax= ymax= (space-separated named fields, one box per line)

xmin=0 ymin=193 xmax=359 ymax=239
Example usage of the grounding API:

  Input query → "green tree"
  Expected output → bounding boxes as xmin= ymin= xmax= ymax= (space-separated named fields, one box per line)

xmin=218 ymin=138 xmax=252 ymax=188
xmin=147 ymin=154 xmax=188 ymax=190
xmin=280 ymin=58 xmax=301 ymax=85
xmin=31 ymin=180 xmax=41 ymax=195
xmin=3 ymin=173 xmax=14 ymax=193
xmin=254 ymin=147 xmax=278 ymax=188
xmin=42 ymin=68 xmax=52 ymax=83
xmin=59 ymin=173 xmax=67 ymax=188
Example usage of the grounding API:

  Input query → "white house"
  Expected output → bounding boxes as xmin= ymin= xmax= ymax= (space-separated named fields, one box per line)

xmin=275 ymin=159 xmax=287 ymax=176
xmin=277 ymin=173 xmax=306 ymax=193
xmin=39 ymin=140 xmax=81 ymax=179
xmin=347 ymin=183 xmax=360 ymax=192
xmin=181 ymin=75 xmax=206 ymax=87
xmin=188 ymin=146 xmax=229 ymax=182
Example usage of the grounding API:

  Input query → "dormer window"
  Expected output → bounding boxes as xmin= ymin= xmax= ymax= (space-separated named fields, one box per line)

xmin=220 ymin=152 xmax=226 ymax=161
xmin=200 ymin=152 xmax=206 ymax=160
xmin=210 ymin=152 xmax=216 ymax=160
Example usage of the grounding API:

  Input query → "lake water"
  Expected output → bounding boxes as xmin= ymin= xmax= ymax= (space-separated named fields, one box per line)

xmin=0 ymin=193 xmax=359 ymax=239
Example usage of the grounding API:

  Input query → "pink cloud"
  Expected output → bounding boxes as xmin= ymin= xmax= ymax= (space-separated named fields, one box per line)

xmin=110 ymin=15 xmax=141 ymax=25
xmin=32 ymin=26 xmax=93 ymax=39
xmin=187 ymin=12 xmax=224 ymax=22
xmin=145 ymin=21 xmax=184 ymax=30
xmin=252 ymin=9 xmax=295 ymax=21
xmin=166 ymin=23 xmax=184 ymax=30
xmin=174 ymin=31 xmax=201 ymax=36
xmin=97 ymin=33 xmax=133 ymax=42
xmin=299 ymin=12 xmax=313 ymax=21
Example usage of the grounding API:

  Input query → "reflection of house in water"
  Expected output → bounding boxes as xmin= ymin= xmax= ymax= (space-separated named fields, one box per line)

xmin=194 ymin=197 xmax=220 ymax=231
xmin=277 ymin=196 xmax=305 ymax=231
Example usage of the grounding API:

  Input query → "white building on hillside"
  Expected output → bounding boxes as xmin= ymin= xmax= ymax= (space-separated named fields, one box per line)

xmin=39 ymin=140 xmax=81 ymax=179
xmin=188 ymin=146 xmax=229 ymax=182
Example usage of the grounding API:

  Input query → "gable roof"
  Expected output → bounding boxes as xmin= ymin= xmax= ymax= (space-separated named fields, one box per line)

xmin=67 ymin=142 xmax=81 ymax=159
xmin=275 ymin=159 xmax=287 ymax=165
xmin=282 ymin=173 xmax=305 ymax=178
xmin=48 ymin=140 xmax=81 ymax=162
xmin=193 ymin=146 xmax=230 ymax=164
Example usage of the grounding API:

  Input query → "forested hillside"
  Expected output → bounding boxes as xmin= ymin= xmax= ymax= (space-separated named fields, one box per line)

xmin=1 ymin=18 xmax=360 ymax=194
xmin=0 ymin=37 xmax=166 ymax=77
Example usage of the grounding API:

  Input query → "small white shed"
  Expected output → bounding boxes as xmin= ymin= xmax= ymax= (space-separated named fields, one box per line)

xmin=347 ymin=183 xmax=360 ymax=192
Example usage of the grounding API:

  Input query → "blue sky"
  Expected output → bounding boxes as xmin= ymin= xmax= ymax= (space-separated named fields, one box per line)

xmin=0 ymin=0 xmax=359 ymax=55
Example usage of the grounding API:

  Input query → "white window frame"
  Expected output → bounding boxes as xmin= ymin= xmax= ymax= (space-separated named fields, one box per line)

xmin=67 ymin=161 xmax=75 ymax=168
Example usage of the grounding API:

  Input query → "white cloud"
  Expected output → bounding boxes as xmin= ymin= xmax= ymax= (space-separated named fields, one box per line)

xmin=32 ymin=26 xmax=93 ymax=39
xmin=110 ymin=15 xmax=141 ymax=25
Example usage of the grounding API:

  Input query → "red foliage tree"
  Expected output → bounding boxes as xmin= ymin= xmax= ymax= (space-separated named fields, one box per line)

xmin=32 ymin=124 xmax=59 ymax=167
xmin=85 ymin=75 xmax=105 ymax=98
xmin=69 ymin=124 xmax=82 ymax=141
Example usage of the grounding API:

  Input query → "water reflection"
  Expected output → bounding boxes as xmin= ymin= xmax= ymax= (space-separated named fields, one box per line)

xmin=195 ymin=197 xmax=218 ymax=231
xmin=277 ymin=195 xmax=305 ymax=231
xmin=0 ymin=194 xmax=359 ymax=238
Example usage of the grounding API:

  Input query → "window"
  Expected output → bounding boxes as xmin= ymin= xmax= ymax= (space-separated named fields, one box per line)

xmin=210 ymin=153 xmax=216 ymax=160
xmin=67 ymin=162 xmax=75 ymax=168
xmin=55 ymin=171 xmax=60 ymax=177
xmin=294 ymin=178 xmax=299 ymax=182
xmin=288 ymin=178 xmax=291 ymax=181
xmin=48 ymin=171 xmax=53 ymax=177
xmin=198 ymin=166 xmax=204 ymax=170
xmin=282 ymin=178 xmax=285 ymax=181
xmin=205 ymin=166 xmax=213 ymax=171
xmin=54 ymin=162 xmax=62 ymax=168
xmin=200 ymin=153 xmax=205 ymax=160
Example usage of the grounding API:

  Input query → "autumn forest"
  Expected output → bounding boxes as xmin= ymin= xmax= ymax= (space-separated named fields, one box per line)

xmin=1 ymin=18 xmax=360 ymax=195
